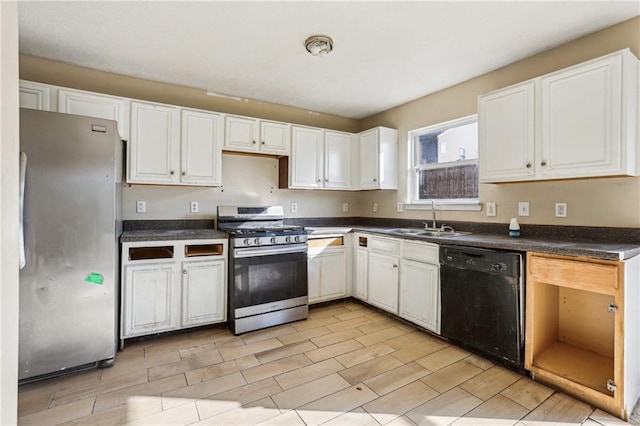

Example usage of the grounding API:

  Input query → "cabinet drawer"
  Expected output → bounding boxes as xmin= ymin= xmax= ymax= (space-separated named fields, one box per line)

xmin=529 ymin=255 xmax=619 ymax=291
xmin=402 ymin=241 xmax=439 ymax=264
xmin=128 ymin=246 xmax=174 ymax=261
xmin=370 ymin=236 xmax=401 ymax=256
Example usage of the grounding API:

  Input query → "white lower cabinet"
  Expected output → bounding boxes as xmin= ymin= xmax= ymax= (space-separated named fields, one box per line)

xmin=354 ymin=233 xmax=440 ymax=333
xmin=121 ymin=239 xmax=227 ymax=340
xmin=354 ymin=247 xmax=368 ymax=301
xmin=368 ymin=252 xmax=400 ymax=314
xmin=123 ymin=262 xmax=179 ymax=336
xmin=399 ymin=259 xmax=440 ymax=334
xmin=308 ymin=236 xmax=348 ymax=304
xmin=181 ymin=259 xmax=226 ymax=327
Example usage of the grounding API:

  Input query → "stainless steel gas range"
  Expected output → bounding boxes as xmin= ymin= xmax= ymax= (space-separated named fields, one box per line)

xmin=217 ymin=206 xmax=308 ymax=335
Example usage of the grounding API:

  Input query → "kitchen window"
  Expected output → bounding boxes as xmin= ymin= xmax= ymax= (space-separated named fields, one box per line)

xmin=407 ymin=115 xmax=480 ymax=209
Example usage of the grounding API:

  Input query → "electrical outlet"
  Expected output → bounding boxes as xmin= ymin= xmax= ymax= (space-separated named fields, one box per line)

xmin=291 ymin=202 xmax=298 ymax=213
xmin=486 ymin=202 xmax=496 ymax=217
xmin=136 ymin=201 xmax=146 ymax=213
xmin=518 ymin=201 xmax=530 ymax=217
xmin=555 ymin=202 xmax=567 ymax=218
xmin=373 ymin=202 xmax=378 ymax=213
xmin=190 ymin=201 xmax=199 ymax=213
xmin=397 ymin=202 xmax=403 ymax=213
xmin=342 ymin=203 xmax=349 ymax=213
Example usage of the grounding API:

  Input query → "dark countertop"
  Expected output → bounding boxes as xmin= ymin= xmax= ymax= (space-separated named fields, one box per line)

xmin=120 ymin=220 xmax=227 ymax=243
xmin=121 ymin=229 xmax=228 ymax=243
xmin=306 ymin=226 xmax=640 ymax=261
xmin=119 ymin=219 xmax=640 ymax=260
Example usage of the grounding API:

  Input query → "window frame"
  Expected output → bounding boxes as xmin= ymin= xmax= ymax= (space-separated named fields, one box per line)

xmin=406 ymin=114 xmax=481 ymax=211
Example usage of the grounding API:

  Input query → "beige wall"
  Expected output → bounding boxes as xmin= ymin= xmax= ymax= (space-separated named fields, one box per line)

xmin=19 ymin=55 xmax=360 ymax=133
xmin=359 ymin=17 xmax=640 ymax=227
xmin=19 ymin=17 xmax=640 ymax=225
xmin=122 ymin=154 xmax=363 ymax=220
xmin=1 ymin=1 xmax=20 ymax=424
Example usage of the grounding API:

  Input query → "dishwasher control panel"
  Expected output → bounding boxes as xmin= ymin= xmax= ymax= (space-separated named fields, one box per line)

xmin=440 ymin=246 xmax=520 ymax=278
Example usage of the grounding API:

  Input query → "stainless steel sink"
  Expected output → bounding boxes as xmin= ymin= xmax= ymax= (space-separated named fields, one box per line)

xmin=387 ymin=228 xmax=470 ymax=238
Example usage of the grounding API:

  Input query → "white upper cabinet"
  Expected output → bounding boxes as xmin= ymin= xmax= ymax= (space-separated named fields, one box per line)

xmin=129 ymin=101 xmax=181 ymax=184
xmin=58 ymin=88 xmax=129 ymax=140
xmin=19 ymin=80 xmax=54 ymax=111
xmin=288 ymin=126 xmax=354 ymax=189
xmin=359 ymin=126 xmax=398 ymax=189
xmin=260 ymin=120 xmax=290 ymax=155
xmin=538 ymin=52 xmax=632 ymax=179
xmin=224 ymin=115 xmax=290 ymax=155
xmin=289 ymin=126 xmax=324 ymax=188
xmin=479 ymin=81 xmax=535 ymax=182
xmin=479 ymin=49 xmax=639 ymax=183
xmin=324 ymin=131 xmax=352 ymax=189
xmin=129 ymin=102 xmax=223 ymax=186
xmin=181 ymin=109 xmax=223 ymax=186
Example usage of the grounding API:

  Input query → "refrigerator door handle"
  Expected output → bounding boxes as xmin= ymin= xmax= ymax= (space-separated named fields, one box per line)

xmin=19 ymin=152 xmax=27 ymax=269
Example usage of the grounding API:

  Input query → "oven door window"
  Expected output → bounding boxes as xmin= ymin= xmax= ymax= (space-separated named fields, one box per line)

xmin=233 ymin=251 xmax=307 ymax=308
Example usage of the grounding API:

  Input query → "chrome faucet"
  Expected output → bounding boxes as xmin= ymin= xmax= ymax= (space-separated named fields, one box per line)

xmin=431 ymin=199 xmax=437 ymax=229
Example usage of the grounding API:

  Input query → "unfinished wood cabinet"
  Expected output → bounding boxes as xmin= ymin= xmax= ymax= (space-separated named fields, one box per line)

xmin=526 ymin=252 xmax=640 ymax=420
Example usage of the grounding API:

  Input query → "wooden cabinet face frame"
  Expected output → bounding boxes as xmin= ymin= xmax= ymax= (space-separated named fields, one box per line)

xmin=525 ymin=252 xmax=625 ymax=417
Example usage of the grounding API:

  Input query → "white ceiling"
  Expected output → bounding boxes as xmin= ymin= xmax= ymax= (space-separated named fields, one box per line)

xmin=17 ymin=1 xmax=640 ymax=119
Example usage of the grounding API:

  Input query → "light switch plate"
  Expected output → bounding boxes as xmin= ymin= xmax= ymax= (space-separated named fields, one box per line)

xmin=397 ymin=202 xmax=403 ymax=213
xmin=136 ymin=201 xmax=146 ymax=214
xmin=486 ymin=202 xmax=496 ymax=217
xmin=342 ymin=203 xmax=349 ymax=213
xmin=518 ymin=201 xmax=530 ymax=217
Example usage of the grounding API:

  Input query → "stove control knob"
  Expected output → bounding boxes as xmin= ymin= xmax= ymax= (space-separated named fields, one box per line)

xmin=285 ymin=236 xmax=292 ymax=243
xmin=243 ymin=238 xmax=251 ymax=246
xmin=270 ymin=237 xmax=277 ymax=244
xmin=294 ymin=236 xmax=300 ymax=243
xmin=254 ymin=238 xmax=261 ymax=245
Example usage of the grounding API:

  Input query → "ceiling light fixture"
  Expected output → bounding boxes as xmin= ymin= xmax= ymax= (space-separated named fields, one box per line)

xmin=305 ymin=35 xmax=333 ymax=57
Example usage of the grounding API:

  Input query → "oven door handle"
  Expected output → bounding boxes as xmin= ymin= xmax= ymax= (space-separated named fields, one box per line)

xmin=234 ymin=245 xmax=307 ymax=258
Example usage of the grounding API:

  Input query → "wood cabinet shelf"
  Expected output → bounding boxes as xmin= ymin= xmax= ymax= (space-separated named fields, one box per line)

xmin=533 ymin=342 xmax=614 ymax=397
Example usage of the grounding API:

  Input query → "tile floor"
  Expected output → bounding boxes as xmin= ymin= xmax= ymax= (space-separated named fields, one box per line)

xmin=18 ymin=301 xmax=630 ymax=425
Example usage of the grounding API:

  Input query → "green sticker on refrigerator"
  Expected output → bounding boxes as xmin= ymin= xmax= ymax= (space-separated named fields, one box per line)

xmin=85 ymin=272 xmax=104 ymax=285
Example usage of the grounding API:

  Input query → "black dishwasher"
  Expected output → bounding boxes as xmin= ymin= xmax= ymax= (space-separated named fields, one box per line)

xmin=440 ymin=245 xmax=524 ymax=371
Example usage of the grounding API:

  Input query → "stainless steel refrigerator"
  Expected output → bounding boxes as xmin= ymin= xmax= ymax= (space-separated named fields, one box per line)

xmin=18 ymin=108 xmax=122 ymax=381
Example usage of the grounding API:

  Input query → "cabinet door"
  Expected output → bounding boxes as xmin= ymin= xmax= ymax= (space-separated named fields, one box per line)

xmin=324 ymin=131 xmax=352 ymax=189
xmin=58 ymin=89 xmax=129 ymax=140
xmin=399 ymin=259 xmax=440 ymax=333
xmin=128 ymin=101 xmax=180 ymax=184
xmin=290 ymin=126 xmax=323 ymax=188
xmin=308 ymin=247 xmax=347 ymax=303
xmin=354 ymin=248 xmax=368 ymax=301
xmin=478 ymin=81 xmax=535 ymax=183
xmin=123 ymin=263 xmax=178 ymax=337
xmin=539 ymin=54 xmax=624 ymax=179
xmin=368 ymin=252 xmax=399 ymax=314
xmin=225 ymin=115 xmax=258 ymax=152
xmin=19 ymin=81 xmax=52 ymax=111
xmin=260 ymin=121 xmax=290 ymax=155
xmin=182 ymin=259 xmax=226 ymax=327
xmin=181 ymin=109 xmax=223 ymax=186
xmin=359 ymin=129 xmax=379 ymax=189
